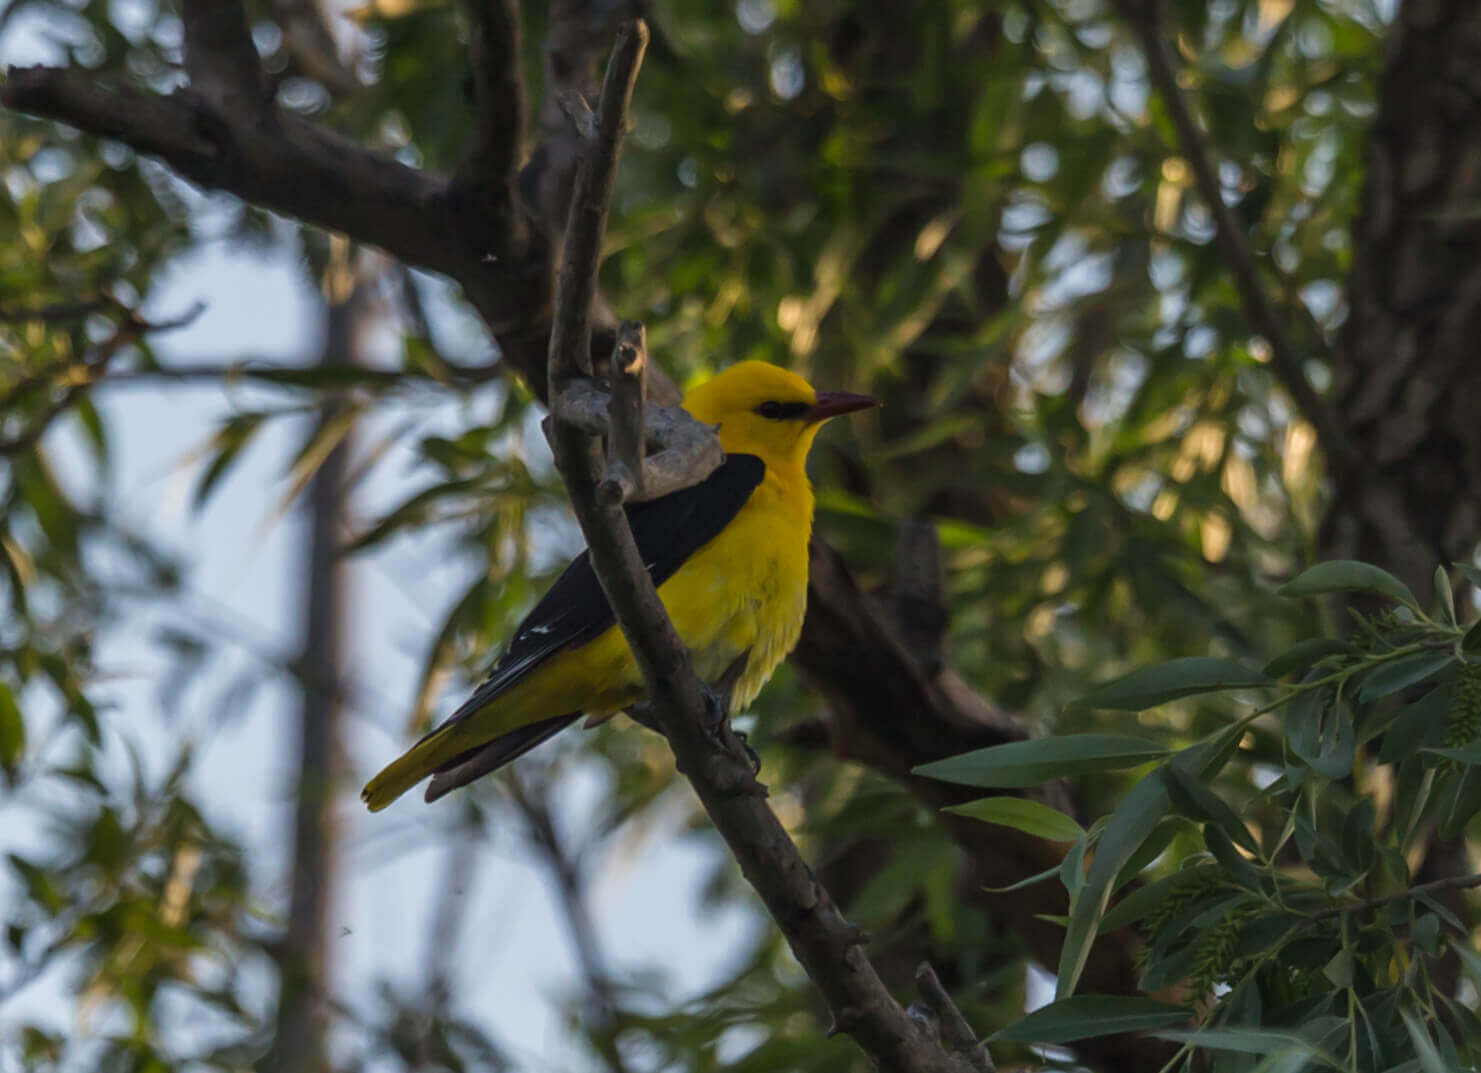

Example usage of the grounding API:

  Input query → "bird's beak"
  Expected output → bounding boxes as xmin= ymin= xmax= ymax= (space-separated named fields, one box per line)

xmin=807 ymin=391 xmax=879 ymax=423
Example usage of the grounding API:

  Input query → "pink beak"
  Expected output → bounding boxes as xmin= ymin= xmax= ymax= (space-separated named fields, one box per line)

xmin=807 ymin=391 xmax=879 ymax=422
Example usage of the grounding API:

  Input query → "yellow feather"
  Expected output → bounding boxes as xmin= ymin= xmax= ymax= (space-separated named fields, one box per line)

xmin=361 ymin=361 xmax=873 ymax=809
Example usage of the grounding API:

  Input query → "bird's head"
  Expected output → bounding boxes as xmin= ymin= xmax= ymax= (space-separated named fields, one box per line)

xmin=681 ymin=361 xmax=877 ymax=470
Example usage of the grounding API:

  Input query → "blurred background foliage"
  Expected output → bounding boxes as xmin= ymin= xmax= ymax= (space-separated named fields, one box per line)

xmin=7 ymin=0 xmax=1473 ymax=1070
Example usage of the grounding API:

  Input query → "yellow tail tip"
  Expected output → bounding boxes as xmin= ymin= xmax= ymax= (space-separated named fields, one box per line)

xmin=360 ymin=781 xmax=395 ymax=813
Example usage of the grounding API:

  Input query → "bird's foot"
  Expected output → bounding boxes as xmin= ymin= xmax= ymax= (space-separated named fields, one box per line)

xmin=732 ymin=729 xmax=762 ymax=776
xmin=701 ymin=682 xmax=730 ymax=732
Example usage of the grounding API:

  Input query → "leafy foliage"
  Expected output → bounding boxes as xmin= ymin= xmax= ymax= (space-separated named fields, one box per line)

xmin=4 ymin=0 xmax=1471 ymax=1071
xmin=928 ymin=562 xmax=1481 ymax=1071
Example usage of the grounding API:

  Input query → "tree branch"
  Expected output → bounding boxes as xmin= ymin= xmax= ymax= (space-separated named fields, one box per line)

xmin=454 ymin=0 xmax=527 ymax=247
xmin=506 ymin=772 xmax=632 ymax=1073
xmin=180 ymin=0 xmax=266 ymax=109
xmin=1116 ymin=0 xmax=1349 ymax=464
xmin=911 ymin=964 xmax=997 ymax=1073
xmin=1310 ymin=871 xmax=1481 ymax=923
xmin=542 ymin=21 xmax=989 ymax=1073
xmin=1 ymin=66 xmax=456 ymax=270
xmin=0 ymin=301 xmax=205 ymax=456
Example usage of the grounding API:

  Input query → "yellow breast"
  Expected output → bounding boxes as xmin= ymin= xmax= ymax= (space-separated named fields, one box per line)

xmin=656 ymin=465 xmax=812 ymax=711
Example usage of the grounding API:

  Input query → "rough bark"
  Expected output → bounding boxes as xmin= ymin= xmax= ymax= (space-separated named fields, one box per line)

xmin=1324 ymin=0 xmax=1481 ymax=602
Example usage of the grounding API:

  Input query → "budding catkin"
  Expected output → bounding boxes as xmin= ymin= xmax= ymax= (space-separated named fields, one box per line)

xmin=1445 ymin=662 xmax=1481 ymax=748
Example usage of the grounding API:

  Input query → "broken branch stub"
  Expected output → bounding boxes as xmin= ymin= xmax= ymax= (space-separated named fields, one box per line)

xmin=555 ymin=377 xmax=723 ymax=503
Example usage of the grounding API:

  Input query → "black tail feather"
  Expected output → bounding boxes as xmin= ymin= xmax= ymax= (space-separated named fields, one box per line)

xmin=424 ymin=713 xmax=581 ymax=803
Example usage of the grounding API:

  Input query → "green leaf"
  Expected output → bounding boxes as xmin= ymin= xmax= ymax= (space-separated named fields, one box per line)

xmin=191 ymin=413 xmax=265 ymax=512
xmin=1358 ymin=653 xmax=1453 ymax=703
xmin=1164 ymin=759 xmax=1260 ymax=854
xmin=1074 ymin=657 xmax=1271 ymax=711
xmin=1204 ymin=824 xmax=1263 ymax=891
xmin=1379 ymin=684 xmax=1454 ymax=764
xmin=1449 ymin=938 xmax=1481 ymax=994
xmin=981 ymin=862 xmax=1061 ymax=894
xmin=991 ymin=995 xmax=1192 ymax=1044
xmin=0 ymin=684 xmax=23 ymax=779
xmin=1464 ymin=616 xmax=1481 ymax=653
xmin=1156 ymin=1028 xmax=1317 ymax=1057
xmin=1401 ymin=1008 xmax=1451 ymax=1073
xmin=944 ymin=796 xmax=1085 ymax=842
xmin=1057 ymin=772 xmax=1169 ymax=998
xmin=1288 ymin=689 xmax=1355 ymax=779
xmin=1263 ymin=638 xmax=1355 ymax=680
xmin=1424 ymin=741 xmax=1481 ymax=765
xmin=1100 ymin=867 xmax=1218 ymax=932
xmin=914 ymin=735 xmax=1169 ymax=789
xmin=1435 ymin=566 xmax=1457 ymax=626
xmin=1278 ymin=560 xmax=1418 ymax=608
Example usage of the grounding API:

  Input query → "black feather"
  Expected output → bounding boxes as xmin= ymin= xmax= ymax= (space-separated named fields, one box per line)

xmin=425 ymin=713 xmax=581 ymax=801
xmin=419 ymin=453 xmax=767 ymax=746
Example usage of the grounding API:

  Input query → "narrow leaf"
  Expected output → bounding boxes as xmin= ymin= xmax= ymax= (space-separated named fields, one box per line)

xmin=1278 ymin=560 xmax=1417 ymax=608
xmin=1358 ymin=653 xmax=1453 ymax=703
xmin=1401 ymin=1008 xmax=1451 ymax=1073
xmin=944 ymin=796 xmax=1085 ymax=842
xmin=914 ymin=734 xmax=1168 ymax=789
xmin=991 ymin=995 xmax=1192 ymax=1044
xmin=1156 ymin=1028 xmax=1315 ymax=1057
xmin=1075 ymin=657 xmax=1271 ymax=711
xmin=1435 ymin=566 xmax=1457 ymax=626
xmin=1057 ymin=772 xmax=1170 ymax=998
xmin=0 ymin=684 xmax=23 ymax=779
xmin=1263 ymin=638 xmax=1354 ymax=680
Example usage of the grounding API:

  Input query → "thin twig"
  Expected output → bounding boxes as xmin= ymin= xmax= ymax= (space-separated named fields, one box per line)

xmin=506 ymin=772 xmax=632 ymax=1073
xmin=1309 ymin=871 xmax=1481 ymax=923
xmin=1117 ymin=0 xmax=1349 ymax=463
xmin=542 ymin=19 xmax=986 ymax=1073
xmin=0 ymin=297 xmax=117 ymax=323
xmin=912 ymin=964 xmax=997 ymax=1073
xmin=0 ymin=303 xmax=205 ymax=455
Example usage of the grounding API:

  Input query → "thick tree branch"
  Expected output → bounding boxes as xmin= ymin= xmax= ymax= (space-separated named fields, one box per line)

xmin=454 ymin=0 xmax=528 ymax=247
xmin=1117 ymin=0 xmax=1349 ymax=464
xmin=180 ymin=0 xmax=266 ymax=108
xmin=542 ymin=21 xmax=992 ymax=1073
xmin=1 ymin=67 xmax=455 ymax=270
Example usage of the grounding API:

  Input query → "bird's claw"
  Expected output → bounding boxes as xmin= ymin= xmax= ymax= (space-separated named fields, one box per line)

xmin=701 ymin=683 xmax=730 ymax=732
xmin=733 ymin=729 xmax=762 ymax=776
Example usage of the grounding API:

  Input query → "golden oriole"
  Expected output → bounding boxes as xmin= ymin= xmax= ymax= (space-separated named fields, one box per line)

xmin=361 ymin=361 xmax=876 ymax=810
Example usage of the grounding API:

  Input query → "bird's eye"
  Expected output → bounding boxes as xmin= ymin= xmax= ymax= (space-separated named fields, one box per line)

xmin=754 ymin=400 xmax=810 ymax=420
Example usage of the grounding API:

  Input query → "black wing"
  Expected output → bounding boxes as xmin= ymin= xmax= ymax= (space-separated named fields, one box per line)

xmin=426 ymin=453 xmax=766 ymax=737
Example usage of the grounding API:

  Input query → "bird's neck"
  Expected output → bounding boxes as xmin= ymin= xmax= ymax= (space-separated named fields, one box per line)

xmin=761 ymin=456 xmax=816 ymax=532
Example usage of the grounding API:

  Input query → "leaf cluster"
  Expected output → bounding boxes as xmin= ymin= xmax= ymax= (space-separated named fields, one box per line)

xmin=923 ymin=561 xmax=1481 ymax=1072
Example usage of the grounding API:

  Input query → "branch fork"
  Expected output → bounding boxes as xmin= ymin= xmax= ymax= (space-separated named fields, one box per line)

xmin=540 ymin=18 xmax=994 ymax=1073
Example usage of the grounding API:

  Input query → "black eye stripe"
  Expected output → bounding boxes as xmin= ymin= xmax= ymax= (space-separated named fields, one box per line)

xmin=755 ymin=401 xmax=811 ymax=420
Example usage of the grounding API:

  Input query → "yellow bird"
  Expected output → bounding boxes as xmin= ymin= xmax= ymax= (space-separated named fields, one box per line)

xmin=362 ymin=361 xmax=877 ymax=810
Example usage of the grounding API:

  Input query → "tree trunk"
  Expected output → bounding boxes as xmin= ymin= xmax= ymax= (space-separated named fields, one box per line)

xmin=264 ymin=267 xmax=370 ymax=1073
xmin=1324 ymin=0 xmax=1481 ymax=603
